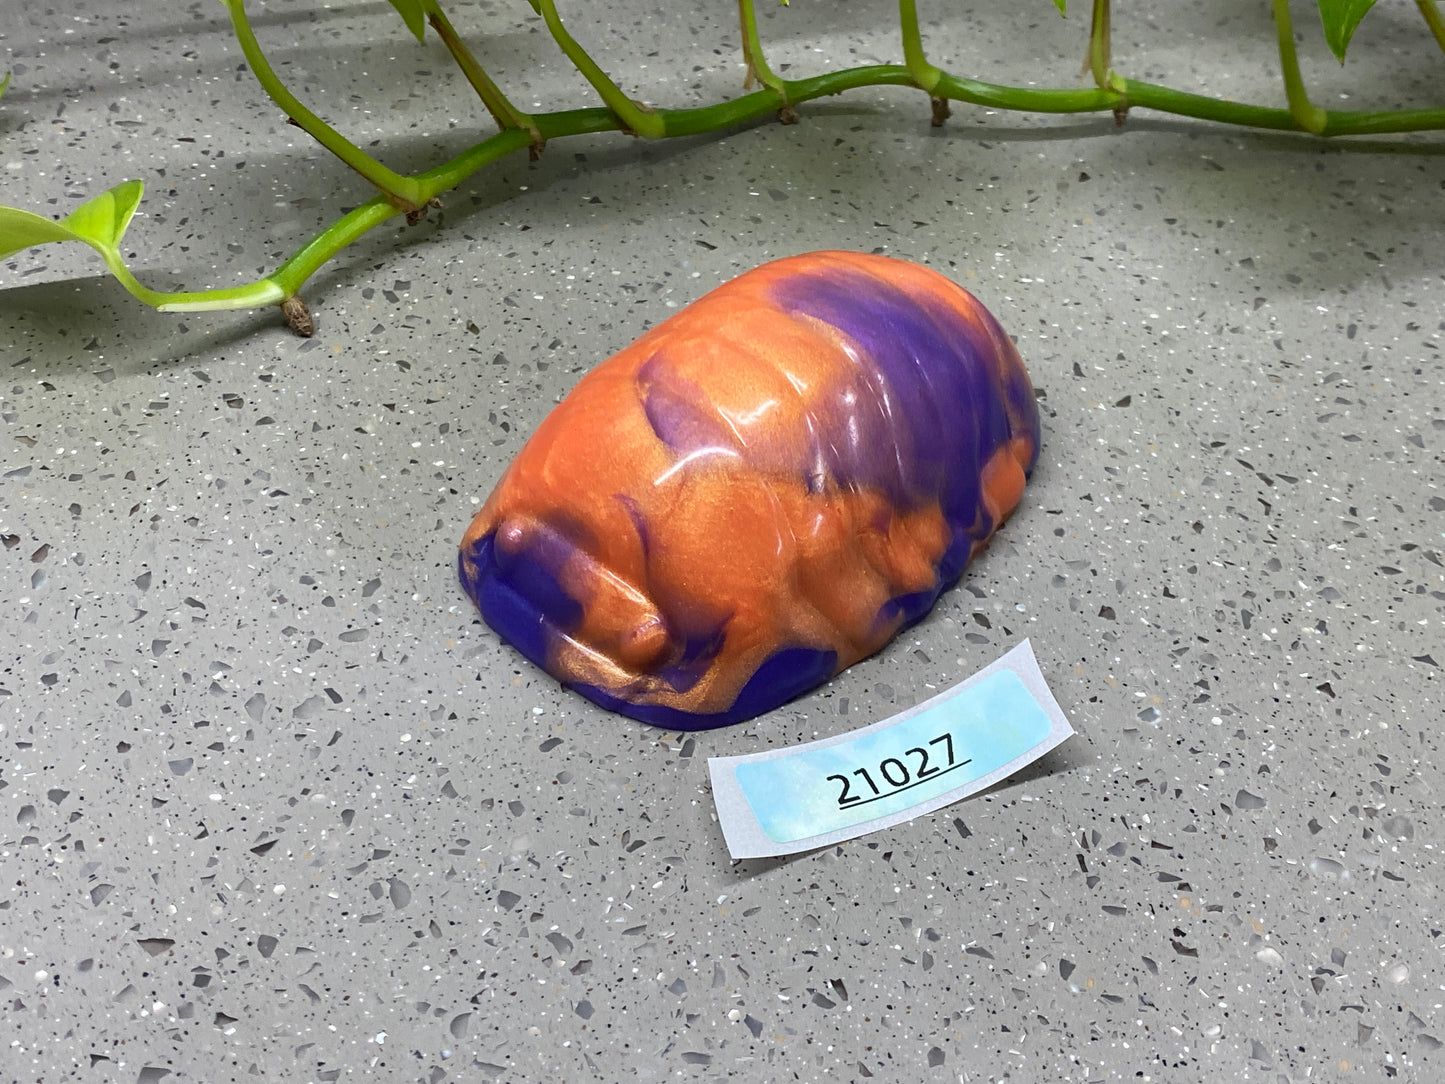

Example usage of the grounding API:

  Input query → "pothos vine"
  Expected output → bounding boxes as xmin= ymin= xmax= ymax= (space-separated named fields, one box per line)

xmin=0 ymin=0 xmax=1440 ymax=335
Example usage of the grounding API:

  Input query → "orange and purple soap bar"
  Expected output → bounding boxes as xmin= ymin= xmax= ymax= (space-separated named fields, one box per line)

xmin=459 ymin=251 xmax=1040 ymax=729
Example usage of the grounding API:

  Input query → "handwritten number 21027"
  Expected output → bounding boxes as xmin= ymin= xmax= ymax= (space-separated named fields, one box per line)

xmin=827 ymin=733 xmax=962 ymax=808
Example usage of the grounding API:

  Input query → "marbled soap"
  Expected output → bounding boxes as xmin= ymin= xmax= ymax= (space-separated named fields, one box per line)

xmin=459 ymin=252 xmax=1040 ymax=729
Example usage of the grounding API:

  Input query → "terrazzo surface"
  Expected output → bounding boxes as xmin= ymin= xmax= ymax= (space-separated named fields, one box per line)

xmin=1 ymin=1 xmax=1443 ymax=1081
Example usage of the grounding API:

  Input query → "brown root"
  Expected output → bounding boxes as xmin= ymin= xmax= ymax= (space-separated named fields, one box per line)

xmin=280 ymin=296 xmax=314 ymax=338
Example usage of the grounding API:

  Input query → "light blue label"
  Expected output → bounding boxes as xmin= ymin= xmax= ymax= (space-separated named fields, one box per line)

xmin=733 ymin=669 xmax=1052 ymax=843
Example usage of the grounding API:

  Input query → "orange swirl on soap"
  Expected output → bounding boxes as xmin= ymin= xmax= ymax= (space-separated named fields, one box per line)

xmin=459 ymin=251 xmax=1040 ymax=729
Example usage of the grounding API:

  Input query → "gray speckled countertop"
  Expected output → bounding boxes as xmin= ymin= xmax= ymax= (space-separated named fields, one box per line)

xmin=2 ymin=2 xmax=1443 ymax=1081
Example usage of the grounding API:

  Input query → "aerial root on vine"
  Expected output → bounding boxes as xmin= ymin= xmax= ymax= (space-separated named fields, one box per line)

xmin=281 ymin=295 xmax=314 ymax=337
xmin=778 ymin=105 xmax=799 ymax=125
xmin=930 ymin=96 xmax=952 ymax=128
xmin=405 ymin=197 xmax=444 ymax=226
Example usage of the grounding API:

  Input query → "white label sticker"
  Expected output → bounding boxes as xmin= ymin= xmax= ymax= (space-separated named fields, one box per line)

xmin=708 ymin=640 xmax=1074 ymax=859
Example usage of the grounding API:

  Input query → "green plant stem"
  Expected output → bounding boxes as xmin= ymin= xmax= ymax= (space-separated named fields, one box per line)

xmin=1419 ymin=0 xmax=1445 ymax=55
xmin=659 ymin=67 xmax=915 ymax=135
xmin=1272 ymin=0 xmax=1328 ymax=134
xmin=96 ymin=254 xmax=171 ymax=308
xmin=932 ymin=72 xmax=1111 ymax=113
xmin=898 ymin=0 xmax=943 ymax=93
xmin=427 ymin=7 xmax=540 ymax=145
xmin=737 ymin=0 xmax=796 ymax=104
xmin=1132 ymin=79 xmax=1445 ymax=134
xmin=1089 ymin=0 xmax=1112 ymax=89
xmin=1086 ymin=0 xmax=1109 ymax=88
xmin=97 ymin=239 xmax=282 ymax=311
xmin=74 ymin=62 xmax=1445 ymax=314
xmin=152 ymin=280 xmax=286 ymax=313
xmin=221 ymin=0 xmax=426 ymax=208
xmin=533 ymin=0 xmax=666 ymax=138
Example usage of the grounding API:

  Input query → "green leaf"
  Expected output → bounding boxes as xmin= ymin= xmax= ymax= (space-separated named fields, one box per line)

xmin=1317 ymin=0 xmax=1378 ymax=61
xmin=384 ymin=0 xmax=430 ymax=42
xmin=0 ymin=180 xmax=144 ymax=262
xmin=62 ymin=179 xmax=144 ymax=250
xmin=0 ymin=180 xmax=287 ymax=311
xmin=1051 ymin=0 xmax=1066 ymax=13
xmin=0 ymin=205 xmax=82 ymax=261
xmin=1 ymin=70 xmax=11 ymax=100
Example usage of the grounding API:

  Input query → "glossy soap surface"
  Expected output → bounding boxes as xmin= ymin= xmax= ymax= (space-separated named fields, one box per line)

xmin=459 ymin=251 xmax=1040 ymax=729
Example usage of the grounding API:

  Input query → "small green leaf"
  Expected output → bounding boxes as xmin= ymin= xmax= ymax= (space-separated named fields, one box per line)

xmin=1051 ymin=0 xmax=1067 ymax=13
xmin=0 ymin=206 xmax=82 ymax=261
xmin=0 ymin=180 xmax=272 ymax=311
xmin=62 ymin=179 xmax=144 ymax=250
xmin=1 ymin=71 xmax=11 ymax=100
xmin=1317 ymin=0 xmax=1378 ymax=61
xmin=384 ymin=0 xmax=429 ymax=42
xmin=0 ymin=180 xmax=143 ymax=261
